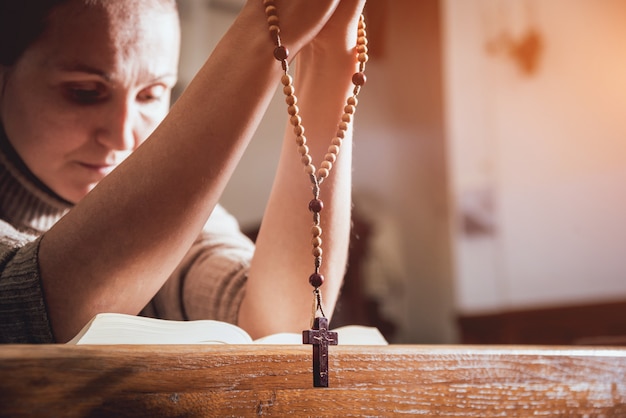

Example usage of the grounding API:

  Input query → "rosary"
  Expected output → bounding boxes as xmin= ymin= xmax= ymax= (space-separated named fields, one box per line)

xmin=263 ymin=1 xmax=368 ymax=387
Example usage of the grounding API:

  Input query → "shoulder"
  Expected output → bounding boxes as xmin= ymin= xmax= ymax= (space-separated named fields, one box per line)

xmin=0 ymin=219 xmax=42 ymax=298
xmin=203 ymin=204 xmax=244 ymax=235
xmin=0 ymin=218 xmax=41 ymax=275
xmin=182 ymin=204 xmax=255 ymax=261
xmin=200 ymin=204 xmax=254 ymax=248
xmin=0 ymin=221 xmax=53 ymax=343
xmin=0 ymin=219 xmax=38 ymax=259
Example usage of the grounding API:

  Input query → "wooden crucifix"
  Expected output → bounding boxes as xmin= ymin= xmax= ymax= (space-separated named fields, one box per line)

xmin=302 ymin=316 xmax=338 ymax=387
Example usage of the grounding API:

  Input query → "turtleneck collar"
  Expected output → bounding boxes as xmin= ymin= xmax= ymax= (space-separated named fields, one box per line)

xmin=0 ymin=126 xmax=72 ymax=235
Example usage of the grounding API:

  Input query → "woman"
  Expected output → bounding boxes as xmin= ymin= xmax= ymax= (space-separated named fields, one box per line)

xmin=0 ymin=0 xmax=364 ymax=343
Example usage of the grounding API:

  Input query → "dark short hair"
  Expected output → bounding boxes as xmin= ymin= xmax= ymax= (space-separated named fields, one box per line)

xmin=0 ymin=0 xmax=70 ymax=65
xmin=0 ymin=0 xmax=179 ymax=66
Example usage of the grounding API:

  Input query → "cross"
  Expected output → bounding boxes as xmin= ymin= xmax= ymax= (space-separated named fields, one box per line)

xmin=302 ymin=316 xmax=338 ymax=387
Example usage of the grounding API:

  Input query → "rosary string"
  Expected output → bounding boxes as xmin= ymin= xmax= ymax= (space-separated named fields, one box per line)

xmin=263 ymin=1 xmax=368 ymax=325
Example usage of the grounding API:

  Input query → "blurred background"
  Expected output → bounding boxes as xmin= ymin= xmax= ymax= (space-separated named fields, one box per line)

xmin=176 ymin=0 xmax=626 ymax=344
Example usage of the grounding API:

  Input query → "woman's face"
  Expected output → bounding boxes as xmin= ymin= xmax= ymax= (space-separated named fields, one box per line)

xmin=0 ymin=0 xmax=180 ymax=203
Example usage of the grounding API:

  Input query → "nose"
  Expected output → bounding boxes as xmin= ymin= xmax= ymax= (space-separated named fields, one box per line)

xmin=95 ymin=98 xmax=139 ymax=152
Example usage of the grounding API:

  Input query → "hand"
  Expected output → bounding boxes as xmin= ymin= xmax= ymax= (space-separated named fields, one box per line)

xmin=309 ymin=0 xmax=368 ymax=54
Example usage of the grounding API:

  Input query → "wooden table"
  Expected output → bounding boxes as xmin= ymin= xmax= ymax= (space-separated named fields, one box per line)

xmin=1 ymin=344 xmax=625 ymax=417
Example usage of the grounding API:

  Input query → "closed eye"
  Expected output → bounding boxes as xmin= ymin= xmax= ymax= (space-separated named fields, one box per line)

xmin=64 ymin=82 xmax=108 ymax=104
xmin=137 ymin=84 xmax=169 ymax=103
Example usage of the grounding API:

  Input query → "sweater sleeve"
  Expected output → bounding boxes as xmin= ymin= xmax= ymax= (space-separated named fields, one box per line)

xmin=0 ymin=222 xmax=54 ymax=343
xmin=141 ymin=205 xmax=255 ymax=325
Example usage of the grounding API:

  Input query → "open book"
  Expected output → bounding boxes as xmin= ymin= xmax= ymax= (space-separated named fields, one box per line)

xmin=68 ymin=313 xmax=388 ymax=345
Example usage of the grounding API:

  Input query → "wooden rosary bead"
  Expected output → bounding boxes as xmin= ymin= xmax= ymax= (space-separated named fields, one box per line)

xmin=298 ymin=144 xmax=309 ymax=156
xmin=265 ymin=5 xmax=277 ymax=16
xmin=311 ymin=236 xmax=322 ymax=248
xmin=318 ymin=166 xmax=331 ymax=179
xmin=311 ymin=225 xmax=322 ymax=237
xmin=267 ymin=15 xmax=279 ymax=26
xmin=308 ymin=199 xmax=324 ymax=213
xmin=309 ymin=273 xmax=325 ymax=288
xmin=331 ymin=137 xmax=342 ymax=147
xmin=274 ymin=45 xmax=288 ymax=61
xmin=285 ymin=95 xmax=296 ymax=106
xmin=352 ymin=72 xmax=367 ymax=86
xmin=287 ymin=104 xmax=299 ymax=116
xmin=324 ymin=153 xmax=337 ymax=164
xmin=296 ymin=135 xmax=306 ymax=146
xmin=281 ymin=74 xmax=292 ymax=85
xmin=312 ymin=247 xmax=323 ymax=258
xmin=283 ymin=85 xmax=294 ymax=96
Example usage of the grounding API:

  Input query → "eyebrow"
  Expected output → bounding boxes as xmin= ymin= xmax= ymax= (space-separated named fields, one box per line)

xmin=55 ymin=63 xmax=112 ymax=81
xmin=55 ymin=63 xmax=177 ymax=84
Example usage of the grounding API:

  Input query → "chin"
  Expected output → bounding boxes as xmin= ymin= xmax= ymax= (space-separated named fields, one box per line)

xmin=60 ymin=185 xmax=95 ymax=205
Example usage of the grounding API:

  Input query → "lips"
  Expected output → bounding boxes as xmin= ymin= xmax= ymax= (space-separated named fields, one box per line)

xmin=78 ymin=161 xmax=116 ymax=176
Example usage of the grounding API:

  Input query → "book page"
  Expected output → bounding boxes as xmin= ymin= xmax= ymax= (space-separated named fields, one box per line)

xmin=332 ymin=325 xmax=388 ymax=345
xmin=253 ymin=325 xmax=388 ymax=345
xmin=253 ymin=332 xmax=303 ymax=344
xmin=69 ymin=313 xmax=253 ymax=345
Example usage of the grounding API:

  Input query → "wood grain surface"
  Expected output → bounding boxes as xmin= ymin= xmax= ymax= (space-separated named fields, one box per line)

xmin=1 ymin=344 xmax=625 ymax=417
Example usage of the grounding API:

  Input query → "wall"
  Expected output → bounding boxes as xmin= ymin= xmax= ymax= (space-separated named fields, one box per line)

xmin=176 ymin=0 xmax=284 ymax=232
xmin=352 ymin=1 xmax=455 ymax=343
xmin=443 ymin=0 xmax=626 ymax=314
